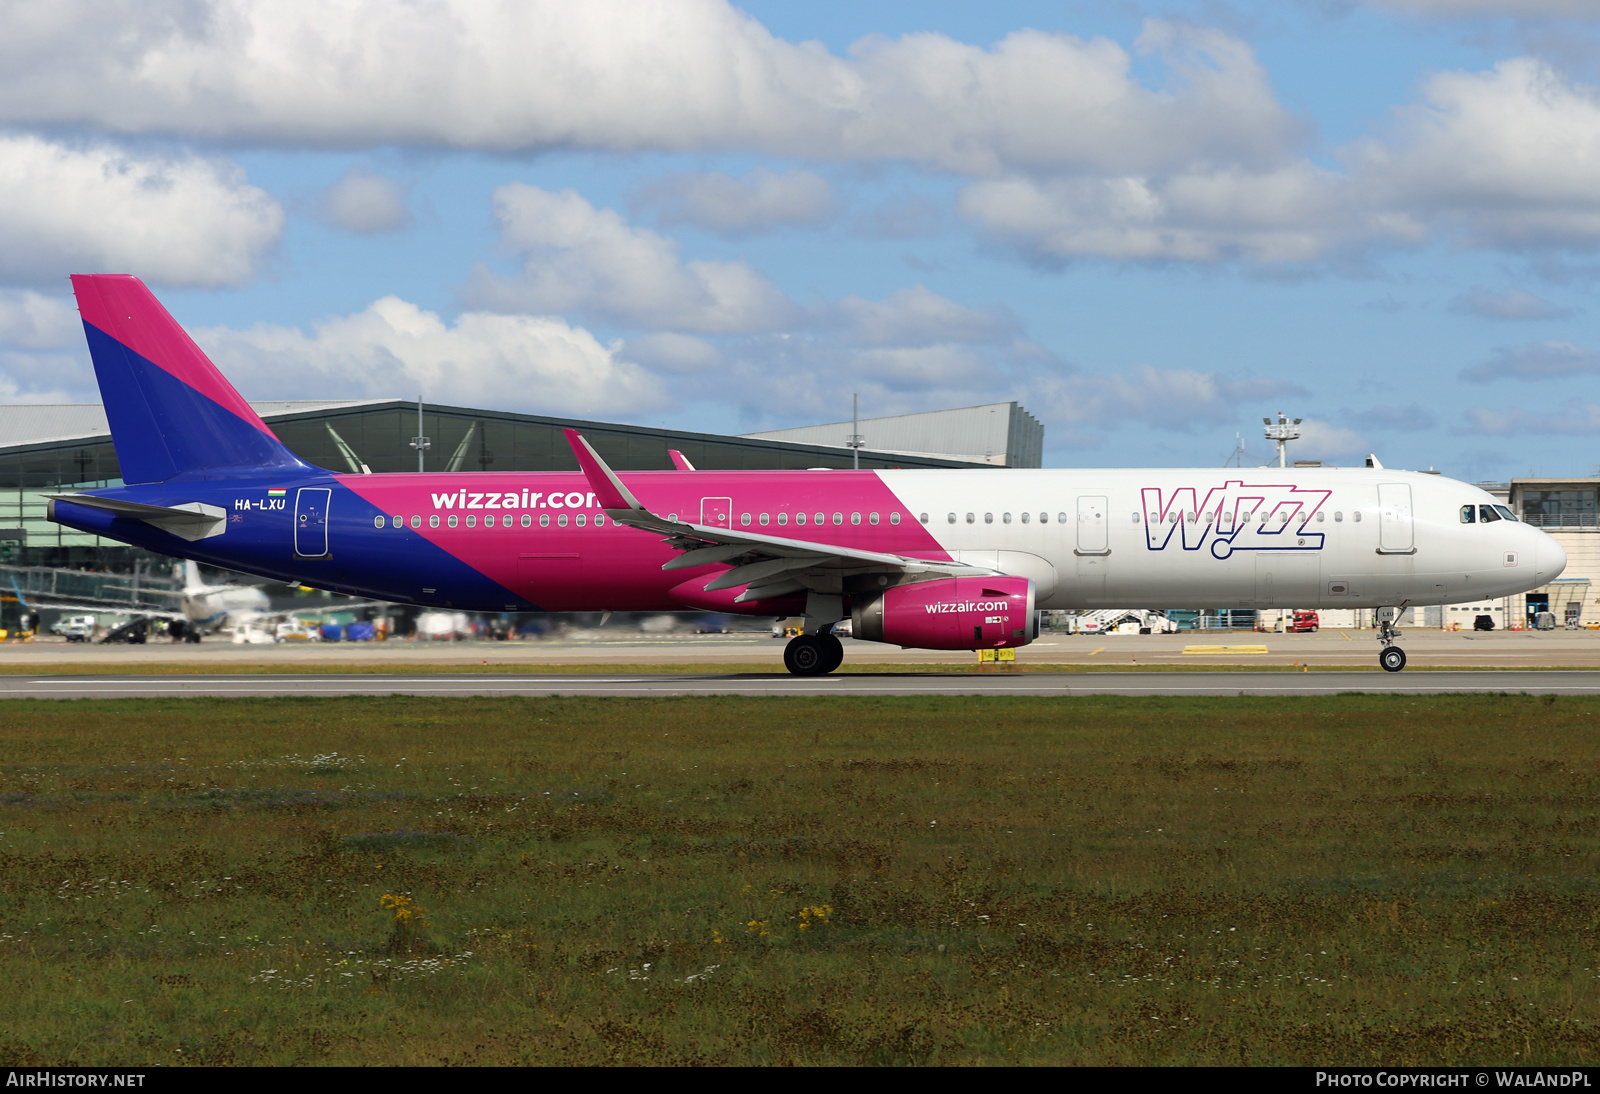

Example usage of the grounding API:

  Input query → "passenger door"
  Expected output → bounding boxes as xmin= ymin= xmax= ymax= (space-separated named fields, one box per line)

xmin=1377 ymin=483 xmax=1414 ymax=553
xmin=294 ymin=487 xmax=331 ymax=558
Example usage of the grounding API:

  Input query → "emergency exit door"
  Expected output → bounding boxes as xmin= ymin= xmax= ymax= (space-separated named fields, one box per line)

xmin=1076 ymin=495 xmax=1108 ymax=553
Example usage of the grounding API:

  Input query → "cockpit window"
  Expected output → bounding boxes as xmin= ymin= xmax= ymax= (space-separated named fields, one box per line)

xmin=1461 ymin=505 xmax=1476 ymax=524
xmin=1479 ymin=505 xmax=1501 ymax=523
xmin=1495 ymin=505 xmax=1517 ymax=521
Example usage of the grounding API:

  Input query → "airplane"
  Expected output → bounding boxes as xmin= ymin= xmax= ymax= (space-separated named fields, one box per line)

xmin=180 ymin=560 xmax=270 ymax=626
xmin=46 ymin=275 xmax=1565 ymax=675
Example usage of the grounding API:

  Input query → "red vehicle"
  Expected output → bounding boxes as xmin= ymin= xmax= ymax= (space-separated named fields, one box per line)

xmin=1288 ymin=611 xmax=1320 ymax=633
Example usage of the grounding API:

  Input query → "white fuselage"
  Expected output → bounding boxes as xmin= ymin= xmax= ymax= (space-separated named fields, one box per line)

xmin=881 ymin=467 xmax=1562 ymax=610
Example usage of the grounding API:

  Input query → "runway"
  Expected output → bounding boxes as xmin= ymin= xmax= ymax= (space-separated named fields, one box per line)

xmin=8 ymin=669 xmax=1600 ymax=698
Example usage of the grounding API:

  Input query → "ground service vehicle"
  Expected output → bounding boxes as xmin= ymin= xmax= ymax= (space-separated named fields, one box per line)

xmin=48 ymin=276 xmax=1567 ymax=675
xmin=1288 ymin=611 xmax=1319 ymax=633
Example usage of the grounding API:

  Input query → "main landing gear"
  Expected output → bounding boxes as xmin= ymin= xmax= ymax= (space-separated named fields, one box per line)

xmin=784 ymin=631 xmax=844 ymax=676
xmin=1377 ymin=612 xmax=1407 ymax=672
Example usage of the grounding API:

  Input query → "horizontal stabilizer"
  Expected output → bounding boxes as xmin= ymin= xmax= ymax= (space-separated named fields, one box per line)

xmin=46 ymin=494 xmax=227 ymax=542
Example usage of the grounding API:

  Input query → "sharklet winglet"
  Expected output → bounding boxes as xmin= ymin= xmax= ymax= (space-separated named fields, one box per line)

xmin=563 ymin=430 xmax=643 ymax=511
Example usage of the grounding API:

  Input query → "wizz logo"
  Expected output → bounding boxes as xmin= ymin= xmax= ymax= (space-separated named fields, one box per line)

xmin=1141 ymin=481 xmax=1331 ymax=559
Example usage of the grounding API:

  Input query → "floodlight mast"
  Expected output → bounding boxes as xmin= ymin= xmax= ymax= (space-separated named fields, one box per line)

xmin=410 ymin=394 xmax=431 ymax=472
xmin=846 ymin=393 xmax=866 ymax=470
xmin=1262 ymin=412 xmax=1302 ymax=468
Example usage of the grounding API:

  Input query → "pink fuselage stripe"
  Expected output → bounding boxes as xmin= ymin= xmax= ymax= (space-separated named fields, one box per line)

xmin=335 ymin=470 xmax=948 ymax=611
xmin=71 ymin=275 xmax=279 ymax=439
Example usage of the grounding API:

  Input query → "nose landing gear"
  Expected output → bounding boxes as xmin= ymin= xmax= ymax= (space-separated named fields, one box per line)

xmin=784 ymin=631 xmax=844 ymax=676
xmin=1377 ymin=611 xmax=1407 ymax=672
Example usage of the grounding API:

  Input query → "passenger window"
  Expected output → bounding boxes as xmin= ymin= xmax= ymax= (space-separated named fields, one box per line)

xmin=1057 ymin=512 xmax=1067 ymax=524
xmin=984 ymin=513 xmax=993 ymax=524
xmin=1479 ymin=505 xmax=1500 ymax=523
xmin=1334 ymin=512 xmax=1342 ymax=522
xmin=447 ymin=515 xmax=458 ymax=528
xmin=410 ymin=515 xmax=421 ymax=528
xmin=1461 ymin=505 xmax=1476 ymax=523
xmin=1353 ymin=511 xmax=1362 ymax=522
xmin=796 ymin=513 xmax=806 ymax=526
xmin=595 ymin=514 xmax=606 ymax=527
xmin=1041 ymin=513 xmax=1049 ymax=523
xmin=392 ymin=515 xmax=402 ymax=528
xmin=778 ymin=513 xmax=788 ymax=526
xmin=760 ymin=513 xmax=770 ymax=526
xmin=540 ymin=514 xmax=550 ymax=528
xmin=869 ymin=512 xmax=879 ymax=525
xmin=484 ymin=514 xmax=495 ymax=528
xmin=429 ymin=515 xmax=440 ymax=528
xmin=1021 ymin=512 xmax=1030 ymax=524
xmin=558 ymin=514 xmax=568 ymax=527
xmin=1003 ymin=513 xmax=1011 ymax=524
xmin=1316 ymin=512 xmax=1324 ymax=522
xmin=966 ymin=513 xmax=976 ymax=524
xmin=816 ymin=512 xmax=826 ymax=525
xmin=891 ymin=513 xmax=902 ymax=525
xmin=741 ymin=513 xmax=751 ymax=526
xmin=575 ymin=514 xmax=586 ymax=527
xmin=373 ymin=516 xmax=384 ymax=529
xmin=521 ymin=514 xmax=532 ymax=528
xmin=851 ymin=512 xmax=861 ymax=525
xmin=466 ymin=515 xmax=476 ymax=528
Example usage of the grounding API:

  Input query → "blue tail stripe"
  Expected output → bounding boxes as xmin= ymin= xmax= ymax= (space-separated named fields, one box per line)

xmin=84 ymin=323 xmax=313 ymax=484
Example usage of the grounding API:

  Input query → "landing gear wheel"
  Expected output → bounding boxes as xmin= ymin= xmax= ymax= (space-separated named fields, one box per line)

xmin=817 ymin=633 xmax=844 ymax=674
xmin=784 ymin=635 xmax=829 ymax=676
xmin=1380 ymin=646 xmax=1407 ymax=673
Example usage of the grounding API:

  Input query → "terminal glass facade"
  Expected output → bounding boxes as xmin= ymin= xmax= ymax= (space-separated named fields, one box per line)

xmin=0 ymin=401 xmax=976 ymax=565
xmin=1520 ymin=488 xmax=1599 ymax=528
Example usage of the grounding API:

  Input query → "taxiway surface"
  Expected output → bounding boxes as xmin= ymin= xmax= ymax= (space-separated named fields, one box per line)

xmin=8 ymin=670 xmax=1600 ymax=699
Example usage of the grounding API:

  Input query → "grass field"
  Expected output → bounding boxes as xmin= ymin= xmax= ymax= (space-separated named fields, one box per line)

xmin=1 ymin=693 xmax=1597 ymax=1066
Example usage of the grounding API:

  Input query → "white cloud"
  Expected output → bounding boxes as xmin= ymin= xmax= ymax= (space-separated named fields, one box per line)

xmin=462 ymin=184 xmax=795 ymax=333
xmin=0 ymin=351 xmax=95 ymax=403
xmin=0 ymin=134 xmax=282 ymax=287
xmin=1354 ymin=58 xmax=1600 ymax=249
xmin=194 ymin=297 xmax=668 ymax=417
xmin=838 ymin=286 xmax=1015 ymax=346
xmin=1363 ymin=1 xmax=1600 ymax=16
xmin=1292 ymin=420 xmax=1371 ymax=461
xmin=634 ymin=168 xmax=836 ymax=235
xmin=0 ymin=3 xmax=1299 ymax=175
xmin=0 ymin=291 xmax=79 ymax=348
xmin=1465 ymin=399 xmax=1600 ymax=434
xmin=1462 ymin=339 xmax=1600 ymax=380
xmin=320 ymin=168 xmax=410 ymax=234
xmin=1028 ymin=367 xmax=1307 ymax=432
xmin=1449 ymin=286 xmax=1574 ymax=319
xmin=620 ymin=332 xmax=724 ymax=374
xmin=958 ymin=165 xmax=1360 ymax=264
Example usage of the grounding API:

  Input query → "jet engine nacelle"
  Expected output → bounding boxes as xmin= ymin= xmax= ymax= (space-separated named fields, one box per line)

xmin=852 ymin=575 xmax=1037 ymax=650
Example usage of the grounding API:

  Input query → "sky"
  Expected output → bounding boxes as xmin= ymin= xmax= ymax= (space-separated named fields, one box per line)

xmin=3 ymin=1 xmax=1600 ymax=478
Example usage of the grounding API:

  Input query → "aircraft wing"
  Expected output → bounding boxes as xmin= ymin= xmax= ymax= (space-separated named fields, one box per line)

xmin=564 ymin=429 xmax=990 ymax=602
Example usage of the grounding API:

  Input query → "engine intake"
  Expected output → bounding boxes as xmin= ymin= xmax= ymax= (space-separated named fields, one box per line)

xmin=852 ymin=575 xmax=1037 ymax=650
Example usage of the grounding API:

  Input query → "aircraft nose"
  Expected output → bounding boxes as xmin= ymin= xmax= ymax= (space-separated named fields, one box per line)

xmin=1539 ymin=533 xmax=1567 ymax=581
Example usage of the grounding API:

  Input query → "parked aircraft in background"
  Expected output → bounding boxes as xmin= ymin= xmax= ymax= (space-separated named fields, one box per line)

xmin=48 ymin=275 xmax=1565 ymax=674
xmin=180 ymin=560 xmax=269 ymax=627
